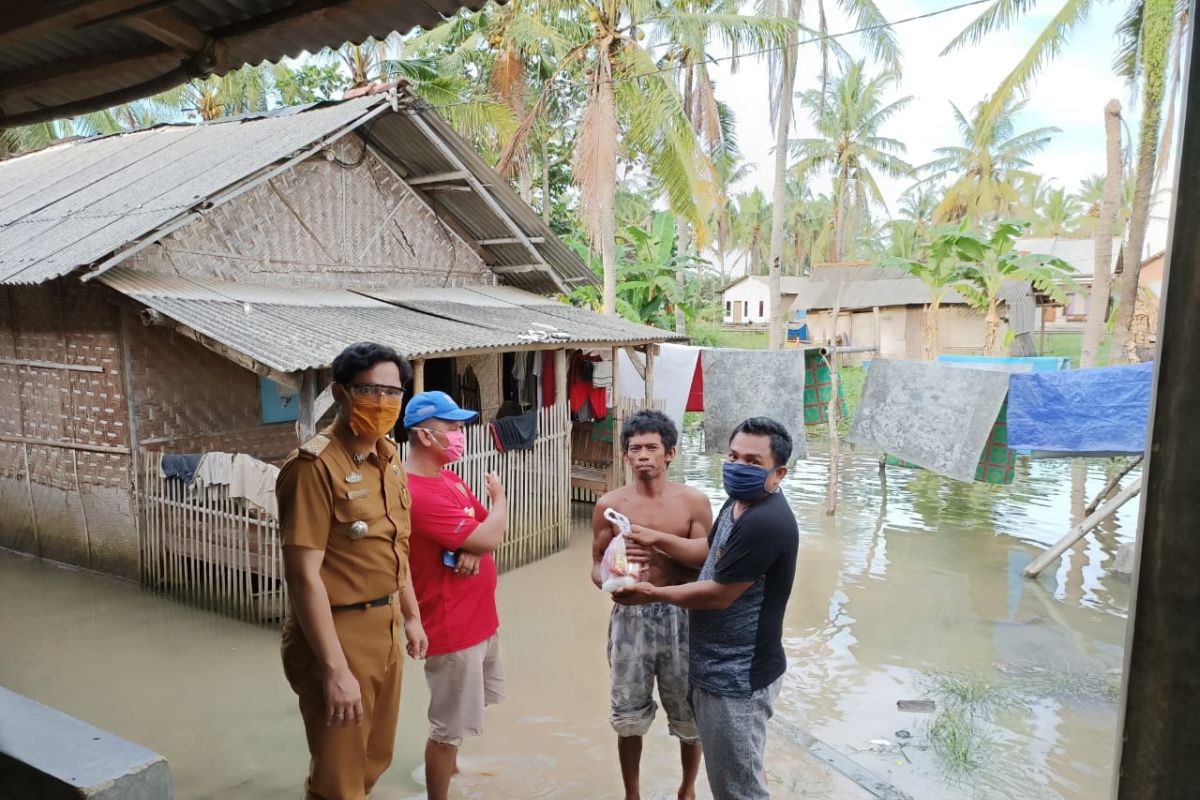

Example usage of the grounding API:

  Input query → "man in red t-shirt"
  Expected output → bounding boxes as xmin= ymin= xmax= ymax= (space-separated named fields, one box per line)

xmin=403 ymin=391 xmax=508 ymax=800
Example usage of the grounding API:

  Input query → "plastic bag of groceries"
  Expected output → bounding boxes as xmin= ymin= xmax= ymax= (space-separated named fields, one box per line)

xmin=600 ymin=508 xmax=643 ymax=592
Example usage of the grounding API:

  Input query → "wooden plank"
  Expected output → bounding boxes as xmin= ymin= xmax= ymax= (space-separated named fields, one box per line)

xmin=0 ymin=434 xmax=130 ymax=455
xmin=122 ymin=10 xmax=212 ymax=55
xmin=1025 ymin=476 xmax=1143 ymax=577
xmin=0 ymin=0 xmax=166 ymax=44
xmin=405 ymin=171 xmax=469 ymax=186
xmin=1086 ymin=455 xmax=1144 ymax=515
xmin=0 ymin=358 xmax=103 ymax=373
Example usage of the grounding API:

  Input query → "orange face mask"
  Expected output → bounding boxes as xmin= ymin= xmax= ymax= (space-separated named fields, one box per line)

xmin=348 ymin=394 xmax=403 ymax=439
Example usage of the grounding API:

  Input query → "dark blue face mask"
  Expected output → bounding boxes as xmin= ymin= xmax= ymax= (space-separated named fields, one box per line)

xmin=723 ymin=462 xmax=772 ymax=501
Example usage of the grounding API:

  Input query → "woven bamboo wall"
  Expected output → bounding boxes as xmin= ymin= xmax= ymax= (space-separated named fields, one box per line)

xmin=127 ymin=309 xmax=297 ymax=464
xmin=457 ymin=353 xmax=502 ymax=420
xmin=0 ymin=283 xmax=137 ymax=578
xmin=124 ymin=136 xmax=491 ymax=291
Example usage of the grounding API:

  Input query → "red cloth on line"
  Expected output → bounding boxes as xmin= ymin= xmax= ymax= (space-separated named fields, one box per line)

xmin=542 ymin=350 xmax=556 ymax=407
xmin=569 ymin=352 xmax=608 ymax=420
xmin=407 ymin=470 xmax=499 ymax=657
xmin=685 ymin=356 xmax=705 ymax=412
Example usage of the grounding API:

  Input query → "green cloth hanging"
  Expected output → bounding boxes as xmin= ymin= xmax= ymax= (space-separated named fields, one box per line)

xmin=803 ymin=350 xmax=848 ymax=425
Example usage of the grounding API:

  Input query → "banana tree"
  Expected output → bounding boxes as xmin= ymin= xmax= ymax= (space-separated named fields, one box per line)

xmin=885 ymin=222 xmax=981 ymax=359
xmin=952 ymin=221 xmax=1073 ymax=355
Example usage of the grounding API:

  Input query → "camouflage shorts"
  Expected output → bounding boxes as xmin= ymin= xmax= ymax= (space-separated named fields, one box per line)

xmin=607 ymin=602 xmax=698 ymax=742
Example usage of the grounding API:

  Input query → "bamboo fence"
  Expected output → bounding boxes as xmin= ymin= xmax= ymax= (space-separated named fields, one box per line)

xmin=138 ymin=400 xmax=573 ymax=623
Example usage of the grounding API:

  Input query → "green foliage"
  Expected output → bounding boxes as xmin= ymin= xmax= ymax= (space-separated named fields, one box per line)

xmin=569 ymin=211 xmax=713 ymax=331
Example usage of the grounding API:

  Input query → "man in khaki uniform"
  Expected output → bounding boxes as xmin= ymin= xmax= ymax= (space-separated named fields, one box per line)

xmin=278 ymin=341 xmax=428 ymax=800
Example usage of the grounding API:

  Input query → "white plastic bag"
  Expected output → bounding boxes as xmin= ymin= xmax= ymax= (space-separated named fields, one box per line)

xmin=600 ymin=508 xmax=643 ymax=592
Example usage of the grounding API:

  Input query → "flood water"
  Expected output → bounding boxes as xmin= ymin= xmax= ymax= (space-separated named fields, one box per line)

xmin=0 ymin=434 xmax=1135 ymax=800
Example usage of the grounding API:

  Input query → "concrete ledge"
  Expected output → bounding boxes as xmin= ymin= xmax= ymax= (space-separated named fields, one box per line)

xmin=0 ymin=686 xmax=172 ymax=799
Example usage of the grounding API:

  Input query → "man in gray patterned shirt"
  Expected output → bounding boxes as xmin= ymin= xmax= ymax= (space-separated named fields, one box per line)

xmin=618 ymin=417 xmax=799 ymax=799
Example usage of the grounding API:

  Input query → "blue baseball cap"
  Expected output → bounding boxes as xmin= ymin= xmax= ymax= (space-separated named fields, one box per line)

xmin=403 ymin=391 xmax=479 ymax=428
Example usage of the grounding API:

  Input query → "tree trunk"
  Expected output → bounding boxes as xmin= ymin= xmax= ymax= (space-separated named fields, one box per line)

xmin=1082 ymin=100 xmax=1123 ymax=368
xmin=923 ymin=297 xmax=942 ymax=360
xmin=541 ymin=135 xmax=551 ymax=225
xmin=984 ymin=297 xmax=1001 ymax=355
xmin=1110 ymin=0 xmax=1173 ymax=363
xmin=675 ymin=215 xmax=690 ymax=335
xmin=767 ymin=0 xmax=801 ymax=351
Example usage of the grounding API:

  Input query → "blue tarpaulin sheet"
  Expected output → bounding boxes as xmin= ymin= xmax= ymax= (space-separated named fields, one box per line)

xmin=1008 ymin=362 xmax=1154 ymax=454
xmin=939 ymin=355 xmax=1070 ymax=373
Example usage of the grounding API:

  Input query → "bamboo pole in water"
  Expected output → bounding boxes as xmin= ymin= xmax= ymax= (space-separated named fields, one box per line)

xmin=1024 ymin=476 xmax=1143 ymax=577
xmin=824 ymin=286 xmax=844 ymax=516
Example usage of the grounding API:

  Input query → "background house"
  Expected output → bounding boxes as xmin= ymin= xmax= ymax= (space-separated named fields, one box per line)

xmin=720 ymin=275 xmax=808 ymax=325
xmin=0 ymin=86 xmax=673 ymax=620
xmin=788 ymin=265 xmax=1038 ymax=362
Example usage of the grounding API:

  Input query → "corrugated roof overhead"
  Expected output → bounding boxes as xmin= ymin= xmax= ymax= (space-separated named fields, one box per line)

xmin=0 ymin=86 xmax=595 ymax=295
xmin=101 ymin=269 xmax=678 ymax=373
xmin=0 ymin=0 xmax=504 ymax=126
xmin=0 ymin=96 xmax=388 ymax=285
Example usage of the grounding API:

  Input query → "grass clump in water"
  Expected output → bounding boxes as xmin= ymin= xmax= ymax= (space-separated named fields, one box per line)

xmin=926 ymin=703 xmax=994 ymax=775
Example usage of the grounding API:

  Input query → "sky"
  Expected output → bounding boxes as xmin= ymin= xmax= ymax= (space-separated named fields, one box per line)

xmin=702 ymin=0 xmax=1134 ymax=214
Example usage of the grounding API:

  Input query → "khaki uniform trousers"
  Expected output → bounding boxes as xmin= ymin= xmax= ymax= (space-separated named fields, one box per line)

xmin=282 ymin=601 xmax=404 ymax=800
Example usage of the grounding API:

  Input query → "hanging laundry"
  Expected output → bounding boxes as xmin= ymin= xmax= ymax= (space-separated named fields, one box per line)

xmin=489 ymin=411 xmax=539 ymax=453
xmin=885 ymin=401 xmax=1018 ymax=485
xmin=161 ymin=453 xmax=202 ymax=483
xmin=570 ymin=352 xmax=607 ymax=420
xmin=802 ymin=350 xmax=849 ymax=425
xmin=1007 ymin=362 xmax=1153 ymax=455
xmin=849 ymin=359 xmax=1010 ymax=482
xmin=685 ymin=357 xmax=704 ymax=413
xmin=588 ymin=350 xmax=614 ymax=389
xmin=541 ymin=350 xmax=557 ymax=407
xmin=616 ymin=343 xmax=701 ymax=434
xmin=938 ymin=354 xmax=1069 ymax=373
xmin=230 ymin=453 xmax=280 ymax=518
xmin=700 ymin=349 xmax=808 ymax=459
xmin=193 ymin=452 xmax=233 ymax=493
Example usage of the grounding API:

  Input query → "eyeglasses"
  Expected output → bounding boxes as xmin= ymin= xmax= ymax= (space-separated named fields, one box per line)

xmin=348 ymin=383 xmax=405 ymax=398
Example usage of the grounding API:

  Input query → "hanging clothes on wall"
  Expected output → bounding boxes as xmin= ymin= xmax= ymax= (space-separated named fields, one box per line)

xmin=700 ymin=349 xmax=808 ymax=459
xmin=230 ymin=453 xmax=280 ymax=518
xmin=193 ymin=452 xmax=233 ymax=496
xmin=489 ymin=410 xmax=539 ymax=453
xmin=458 ymin=365 xmax=482 ymax=415
xmin=541 ymin=350 xmax=556 ymax=407
xmin=161 ymin=453 xmax=202 ymax=483
xmin=569 ymin=351 xmax=607 ymax=421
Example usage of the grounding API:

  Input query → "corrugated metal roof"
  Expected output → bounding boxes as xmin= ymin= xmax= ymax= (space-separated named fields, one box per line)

xmin=102 ymin=268 xmax=677 ymax=372
xmin=1014 ymin=237 xmax=1117 ymax=279
xmin=0 ymin=95 xmax=388 ymax=285
xmin=0 ymin=1 xmax=502 ymax=125
xmin=790 ymin=268 xmax=1032 ymax=312
xmin=361 ymin=286 xmax=684 ymax=346
xmin=0 ymin=87 xmax=595 ymax=295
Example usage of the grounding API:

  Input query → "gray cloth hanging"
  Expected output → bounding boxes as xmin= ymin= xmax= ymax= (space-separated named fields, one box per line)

xmin=700 ymin=349 xmax=808 ymax=460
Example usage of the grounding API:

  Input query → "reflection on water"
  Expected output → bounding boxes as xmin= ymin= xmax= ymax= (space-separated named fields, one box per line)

xmin=0 ymin=434 xmax=1132 ymax=800
xmin=675 ymin=430 xmax=1132 ymax=800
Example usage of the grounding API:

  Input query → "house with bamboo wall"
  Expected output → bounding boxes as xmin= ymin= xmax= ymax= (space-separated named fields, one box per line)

xmin=0 ymin=85 xmax=676 ymax=618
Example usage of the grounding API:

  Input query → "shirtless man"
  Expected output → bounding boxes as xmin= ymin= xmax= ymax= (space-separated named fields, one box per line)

xmin=592 ymin=409 xmax=714 ymax=800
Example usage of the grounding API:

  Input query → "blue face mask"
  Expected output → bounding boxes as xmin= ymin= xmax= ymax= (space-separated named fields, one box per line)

xmin=723 ymin=462 xmax=772 ymax=501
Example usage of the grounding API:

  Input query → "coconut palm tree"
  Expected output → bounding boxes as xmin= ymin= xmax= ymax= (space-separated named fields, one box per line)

xmin=791 ymin=61 xmax=914 ymax=262
xmin=1033 ymin=186 xmax=1084 ymax=236
xmin=953 ymin=221 xmax=1072 ymax=355
xmin=500 ymin=1 xmax=781 ymax=316
xmin=783 ymin=184 xmax=834 ymax=272
xmin=920 ymin=96 xmax=1059 ymax=223
xmin=759 ymin=0 xmax=899 ymax=348
xmin=730 ymin=188 xmax=773 ymax=276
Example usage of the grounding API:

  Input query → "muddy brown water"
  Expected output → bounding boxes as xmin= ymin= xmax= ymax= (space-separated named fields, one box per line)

xmin=0 ymin=434 xmax=1133 ymax=799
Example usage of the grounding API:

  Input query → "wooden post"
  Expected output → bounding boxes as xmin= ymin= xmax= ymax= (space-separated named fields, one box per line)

xmin=554 ymin=349 xmax=567 ymax=410
xmin=825 ymin=287 xmax=844 ymax=516
xmin=118 ymin=309 xmax=143 ymax=579
xmin=296 ymin=370 xmax=319 ymax=443
xmin=413 ymin=359 xmax=426 ymax=394
xmin=872 ymin=306 xmax=882 ymax=356
xmin=644 ymin=345 xmax=656 ymax=406
xmin=610 ymin=347 xmax=623 ymax=490
xmin=1087 ymin=455 xmax=1144 ymax=515
xmin=1024 ymin=476 xmax=1142 ymax=577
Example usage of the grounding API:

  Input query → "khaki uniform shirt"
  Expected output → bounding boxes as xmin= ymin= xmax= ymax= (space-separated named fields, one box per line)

xmin=277 ymin=428 xmax=412 ymax=606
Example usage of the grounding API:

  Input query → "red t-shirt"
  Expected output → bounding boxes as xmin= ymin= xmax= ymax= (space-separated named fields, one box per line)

xmin=407 ymin=470 xmax=499 ymax=656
